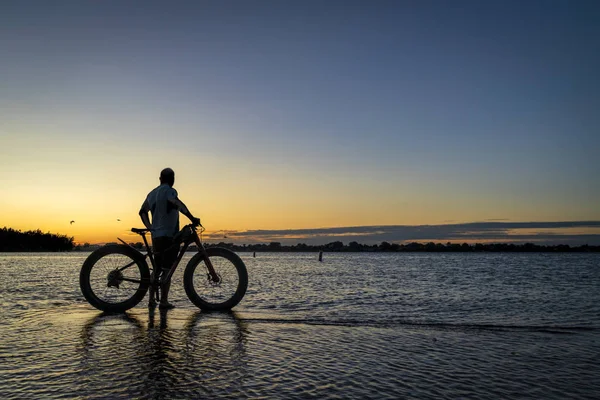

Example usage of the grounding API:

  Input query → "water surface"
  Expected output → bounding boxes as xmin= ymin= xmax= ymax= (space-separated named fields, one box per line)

xmin=1 ymin=252 xmax=599 ymax=399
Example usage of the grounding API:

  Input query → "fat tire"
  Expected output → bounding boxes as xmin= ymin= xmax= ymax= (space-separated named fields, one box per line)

xmin=183 ymin=247 xmax=248 ymax=311
xmin=80 ymin=244 xmax=150 ymax=313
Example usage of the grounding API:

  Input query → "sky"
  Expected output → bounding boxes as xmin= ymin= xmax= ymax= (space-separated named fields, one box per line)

xmin=1 ymin=0 xmax=599 ymax=245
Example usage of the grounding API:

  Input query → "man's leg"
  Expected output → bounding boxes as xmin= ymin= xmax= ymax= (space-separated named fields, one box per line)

xmin=148 ymin=266 xmax=159 ymax=306
xmin=159 ymin=237 xmax=178 ymax=309
xmin=152 ymin=237 xmax=170 ymax=307
xmin=160 ymin=274 xmax=172 ymax=306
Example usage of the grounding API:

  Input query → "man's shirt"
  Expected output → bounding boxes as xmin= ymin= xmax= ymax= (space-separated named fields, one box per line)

xmin=146 ymin=184 xmax=179 ymax=238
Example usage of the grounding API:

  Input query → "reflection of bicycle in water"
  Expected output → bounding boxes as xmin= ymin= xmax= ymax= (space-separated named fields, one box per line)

xmin=80 ymin=310 xmax=248 ymax=398
xmin=79 ymin=223 xmax=248 ymax=313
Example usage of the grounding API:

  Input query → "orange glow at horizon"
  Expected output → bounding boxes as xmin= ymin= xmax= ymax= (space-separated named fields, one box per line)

xmin=1 ymin=134 xmax=598 ymax=245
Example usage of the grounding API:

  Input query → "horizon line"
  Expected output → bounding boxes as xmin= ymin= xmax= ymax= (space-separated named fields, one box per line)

xmin=79 ymin=220 xmax=600 ymax=246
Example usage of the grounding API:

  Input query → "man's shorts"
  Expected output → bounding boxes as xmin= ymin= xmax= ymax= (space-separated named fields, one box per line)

xmin=153 ymin=236 xmax=178 ymax=275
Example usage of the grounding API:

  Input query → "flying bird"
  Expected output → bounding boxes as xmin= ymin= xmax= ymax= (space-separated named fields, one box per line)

xmin=70 ymin=220 xmax=75 ymax=225
xmin=117 ymin=219 xmax=121 ymax=222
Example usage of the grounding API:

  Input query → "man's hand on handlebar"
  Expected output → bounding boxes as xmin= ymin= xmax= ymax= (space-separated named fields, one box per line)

xmin=190 ymin=217 xmax=201 ymax=227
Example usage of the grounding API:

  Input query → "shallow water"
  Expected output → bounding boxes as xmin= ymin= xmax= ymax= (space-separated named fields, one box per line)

xmin=1 ymin=251 xmax=599 ymax=399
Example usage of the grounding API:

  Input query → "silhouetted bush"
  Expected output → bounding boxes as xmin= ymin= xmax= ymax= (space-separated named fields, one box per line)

xmin=0 ymin=227 xmax=74 ymax=252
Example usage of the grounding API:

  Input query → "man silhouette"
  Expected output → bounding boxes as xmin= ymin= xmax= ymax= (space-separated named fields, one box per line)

xmin=139 ymin=167 xmax=200 ymax=309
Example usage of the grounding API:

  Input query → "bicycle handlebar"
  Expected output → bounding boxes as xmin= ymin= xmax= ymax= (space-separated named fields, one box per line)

xmin=131 ymin=222 xmax=203 ymax=236
xmin=187 ymin=222 xmax=204 ymax=233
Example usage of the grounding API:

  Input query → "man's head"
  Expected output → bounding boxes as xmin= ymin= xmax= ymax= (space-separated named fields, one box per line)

xmin=160 ymin=168 xmax=175 ymax=187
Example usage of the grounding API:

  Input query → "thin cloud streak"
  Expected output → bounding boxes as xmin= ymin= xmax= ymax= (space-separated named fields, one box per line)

xmin=220 ymin=221 xmax=600 ymax=245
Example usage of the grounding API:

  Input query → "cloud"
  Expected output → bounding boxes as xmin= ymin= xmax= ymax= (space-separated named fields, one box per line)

xmin=219 ymin=221 xmax=600 ymax=245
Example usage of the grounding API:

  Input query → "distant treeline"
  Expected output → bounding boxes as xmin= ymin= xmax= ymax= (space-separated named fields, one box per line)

xmin=198 ymin=241 xmax=600 ymax=253
xmin=6 ymin=229 xmax=597 ymax=252
xmin=0 ymin=227 xmax=75 ymax=252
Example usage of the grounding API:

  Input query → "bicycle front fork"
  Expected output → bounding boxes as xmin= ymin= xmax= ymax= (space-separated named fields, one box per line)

xmin=195 ymin=239 xmax=220 ymax=283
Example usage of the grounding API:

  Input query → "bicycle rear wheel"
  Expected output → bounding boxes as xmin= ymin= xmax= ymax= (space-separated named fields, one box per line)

xmin=183 ymin=247 xmax=248 ymax=311
xmin=80 ymin=245 xmax=150 ymax=313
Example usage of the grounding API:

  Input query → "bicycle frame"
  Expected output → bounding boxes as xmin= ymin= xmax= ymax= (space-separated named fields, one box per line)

xmin=117 ymin=224 xmax=220 ymax=287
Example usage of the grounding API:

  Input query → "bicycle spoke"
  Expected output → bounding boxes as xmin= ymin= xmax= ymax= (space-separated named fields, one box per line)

xmin=100 ymin=260 xmax=111 ymax=276
xmin=117 ymin=260 xmax=138 ymax=272
xmin=121 ymin=277 xmax=142 ymax=284
xmin=102 ymin=285 xmax=111 ymax=299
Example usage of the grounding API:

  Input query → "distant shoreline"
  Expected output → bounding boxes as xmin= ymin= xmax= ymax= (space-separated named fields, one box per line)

xmin=2 ymin=227 xmax=599 ymax=253
xmin=21 ymin=242 xmax=600 ymax=253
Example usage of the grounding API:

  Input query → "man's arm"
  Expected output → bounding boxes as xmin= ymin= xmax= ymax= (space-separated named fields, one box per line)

xmin=168 ymin=197 xmax=200 ymax=226
xmin=139 ymin=199 xmax=152 ymax=230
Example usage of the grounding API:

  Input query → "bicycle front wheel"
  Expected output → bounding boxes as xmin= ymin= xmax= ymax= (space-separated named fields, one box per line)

xmin=183 ymin=247 xmax=248 ymax=311
xmin=80 ymin=244 xmax=150 ymax=313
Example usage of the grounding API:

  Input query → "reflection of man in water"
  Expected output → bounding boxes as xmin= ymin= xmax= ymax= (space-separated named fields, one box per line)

xmin=139 ymin=167 xmax=200 ymax=309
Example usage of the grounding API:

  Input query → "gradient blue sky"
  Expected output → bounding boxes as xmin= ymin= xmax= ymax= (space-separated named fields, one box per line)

xmin=1 ymin=1 xmax=599 ymax=244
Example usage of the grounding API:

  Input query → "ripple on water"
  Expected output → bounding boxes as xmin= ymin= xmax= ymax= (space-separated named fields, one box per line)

xmin=0 ymin=306 xmax=599 ymax=399
xmin=1 ymin=252 xmax=599 ymax=399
